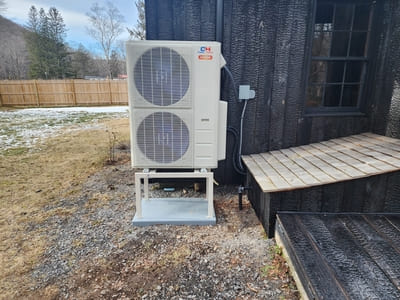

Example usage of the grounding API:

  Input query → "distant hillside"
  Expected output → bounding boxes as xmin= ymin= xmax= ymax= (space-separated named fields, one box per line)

xmin=0 ymin=15 xmax=29 ymax=79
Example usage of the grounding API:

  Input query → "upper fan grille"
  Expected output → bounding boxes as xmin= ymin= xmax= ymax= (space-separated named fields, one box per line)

xmin=136 ymin=112 xmax=190 ymax=163
xmin=134 ymin=47 xmax=190 ymax=106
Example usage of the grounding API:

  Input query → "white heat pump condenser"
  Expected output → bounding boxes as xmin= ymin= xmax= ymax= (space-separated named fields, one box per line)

xmin=126 ymin=40 xmax=227 ymax=169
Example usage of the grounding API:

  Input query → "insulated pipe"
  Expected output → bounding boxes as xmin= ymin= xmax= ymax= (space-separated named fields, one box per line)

xmin=216 ymin=0 xmax=224 ymax=42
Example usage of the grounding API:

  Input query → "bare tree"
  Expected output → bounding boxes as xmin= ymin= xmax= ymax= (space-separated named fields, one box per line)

xmin=116 ymin=40 xmax=126 ymax=60
xmin=86 ymin=2 xmax=125 ymax=78
xmin=0 ymin=42 xmax=28 ymax=79
xmin=127 ymin=0 xmax=145 ymax=40
xmin=70 ymin=44 xmax=95 ymax=78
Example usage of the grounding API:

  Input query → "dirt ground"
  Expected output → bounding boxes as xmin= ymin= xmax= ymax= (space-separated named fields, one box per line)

xmin=1 ymin=117 xmax=299 ymax=299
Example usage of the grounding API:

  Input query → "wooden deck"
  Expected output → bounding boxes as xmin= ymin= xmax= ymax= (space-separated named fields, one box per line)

xmin=275 ymin=212 xmax=400 ymax=300
xmin=242 ymin=133 xmax=400 ymax=193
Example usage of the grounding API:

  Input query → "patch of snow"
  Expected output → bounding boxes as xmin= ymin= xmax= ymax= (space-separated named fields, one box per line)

xmin=18 ymin=106 xmax=129 ymax=114
xmin=0 ymin=106 xmax=129 ymax=153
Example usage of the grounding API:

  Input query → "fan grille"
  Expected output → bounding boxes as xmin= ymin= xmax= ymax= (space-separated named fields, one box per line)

xmin=137 ymin=112 xmax=190 ymax=163
xmin=134 ymin=47 xmax=190 ymax=106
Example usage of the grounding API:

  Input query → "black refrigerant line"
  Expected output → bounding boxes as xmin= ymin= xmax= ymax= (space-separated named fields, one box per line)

xmin=223 ymin=65 xmax=247 ymax=176
xmin=217 ymin=2 xmax=251 ymax=209
xmin=223 ymin=66 xmax=252 ymax=210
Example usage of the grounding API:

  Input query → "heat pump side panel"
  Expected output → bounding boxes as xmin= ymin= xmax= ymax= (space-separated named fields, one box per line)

xmin=218 ymin=101 xmax=227 ymax=161
xmin=192 ymin=42 xmax=222 ymax=169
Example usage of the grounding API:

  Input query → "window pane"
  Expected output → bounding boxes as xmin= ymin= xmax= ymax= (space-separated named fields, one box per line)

xmin=324 ymin=85 xmax=341 ymax=106
xmin=345 ymin=61 xmax=363 ymax=83
xmin=315 ymin=4 xmax=334 ymax=31
xmin=334 ymin=5 xmax=354 ymax=31
xmin=315 ymin=23 xmax=333 ymax=32
xmin=326 ymin=61 xmax=345 ymax=83
xmin=307 ymin=2 xmax=371 ymax=110
xmin=349 ymin=32 xmax=367 ymax=56
xmin=312 ymin=31 xmax=332 ymax=56
xmin=342 ymin=85 xmax=360 ymax=106
xmin=331 ymin=32 xmax=350 ymax=56
xmin=306 ymin=85 xmax=324 ymax=107
xmin=309 ymin=61 xmax=327 ymax=83
xmin=354 ymin=5 xmax=370 ymax=31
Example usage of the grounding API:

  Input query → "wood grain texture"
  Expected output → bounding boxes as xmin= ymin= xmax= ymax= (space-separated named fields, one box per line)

xmin=144 ymin=0 xmax=399 ymax=184
xmin=276 ymin=213 xmax=400 ymax=300
xmin=275 ymin=214 xmax=350 ymax=299
xmin=242 ymin=133 xmax=400 ymax=193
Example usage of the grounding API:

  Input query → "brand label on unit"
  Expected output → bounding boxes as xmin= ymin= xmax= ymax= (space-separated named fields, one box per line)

xmin=198 ymin=54 xmax=213 ymax=60
xmin=198 ymin=46 xmax=214 ymax=60
xmin=198 ymin=46 xmax=212 ymax=53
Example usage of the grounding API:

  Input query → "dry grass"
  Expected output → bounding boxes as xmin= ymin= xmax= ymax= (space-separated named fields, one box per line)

xmin=0 ymin=118 xmax=130 ymax=299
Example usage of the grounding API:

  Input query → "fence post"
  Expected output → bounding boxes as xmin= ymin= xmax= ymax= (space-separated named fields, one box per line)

xmin=108 ymin=79 xmax=112 ymax=105
xmin=34 ymin=80 xmax=40 ymax=107
xmin=71 ymin=79 xmax=77 ymax=106
xmin=0 ymin=83 xmax=3 ymax=107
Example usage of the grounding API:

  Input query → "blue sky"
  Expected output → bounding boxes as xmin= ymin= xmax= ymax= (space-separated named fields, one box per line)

xmin=2 ymin=0 xmax=138 ymax=55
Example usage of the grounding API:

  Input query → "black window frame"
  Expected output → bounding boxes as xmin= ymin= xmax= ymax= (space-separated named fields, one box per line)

xmin=304 ymin=0 xmax=375 ymax=116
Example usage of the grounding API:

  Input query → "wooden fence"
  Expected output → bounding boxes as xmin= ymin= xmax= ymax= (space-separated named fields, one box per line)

xmin=0 ymin=79 xmax=128 ymax=107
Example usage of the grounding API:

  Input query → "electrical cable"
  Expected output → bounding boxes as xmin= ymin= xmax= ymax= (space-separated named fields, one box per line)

xmin=238 ymin=99 xmax=248 ymax=170
xmin=227 ymin=127 xmax=247 ymax=175
xmin=223 ymin=65 xmax=248 ymax=175
xmin=223 ymin=65 xmax=239 ymax=101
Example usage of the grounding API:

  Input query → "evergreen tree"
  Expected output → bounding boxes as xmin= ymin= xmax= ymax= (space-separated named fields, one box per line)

xmin=25 ymin=6 xmax=70 ymax=79
xmin=27 ymin=6 xmax=39 ymax=32
xmin=127 ymin=0 xmax=145 ymax=40
xmin=26 ymin=6 xmax=42 ymax=78
xmin=47 ymin=7 xmax=70 ymax=77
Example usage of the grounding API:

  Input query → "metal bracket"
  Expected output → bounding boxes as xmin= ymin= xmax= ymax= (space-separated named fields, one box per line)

xmin=134 ymin=170 xmax=215 ymax=219
xmin=238 ymin=185 xmax=251 ymax=210
xmin=239 ymin=85 xmax=256 ymax=101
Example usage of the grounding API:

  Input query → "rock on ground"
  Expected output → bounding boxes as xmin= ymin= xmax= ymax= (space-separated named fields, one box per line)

xmin=29 ymin=157 xmax=299 ymax=299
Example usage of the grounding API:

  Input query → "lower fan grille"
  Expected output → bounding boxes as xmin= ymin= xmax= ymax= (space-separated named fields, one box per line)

xmin=137 ymin=112 xmax=190 ymax=163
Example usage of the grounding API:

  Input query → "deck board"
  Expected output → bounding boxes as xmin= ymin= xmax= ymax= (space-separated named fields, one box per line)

xmin=276 ymin=213 xmax=400 ymax=300
xmin=269 ymin=150 xmax=320 ymax=185
xmin=242 ymin=133 xmax=400 ymax=192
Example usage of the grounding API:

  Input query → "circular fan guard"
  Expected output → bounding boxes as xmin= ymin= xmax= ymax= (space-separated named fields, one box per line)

xmin=137 ymin=112 xmax=190 ymax=163
xmin=134 ymin=47 xmax=190 ymax=106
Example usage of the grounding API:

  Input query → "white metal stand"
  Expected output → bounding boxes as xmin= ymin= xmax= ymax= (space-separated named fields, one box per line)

xmin=133 ymin=170 xmax=215 ymax=225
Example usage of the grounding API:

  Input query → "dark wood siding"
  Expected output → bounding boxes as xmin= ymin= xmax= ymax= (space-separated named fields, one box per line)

xmin=247 ymin=171 xmax=400 ymax=237
xmin=276 ymin=213 xmax=400 ymax=300
xmin=145 ymin=0 xmax=400 ymax=183
xmin=387 ymin=0 xmax=400 ymax=139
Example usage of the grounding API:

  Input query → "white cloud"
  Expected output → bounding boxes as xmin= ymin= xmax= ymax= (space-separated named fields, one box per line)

xmin=3 ymin=0 xmax=137 ymax=52
xmin=5 ymin=0 xmax=90 ymax=28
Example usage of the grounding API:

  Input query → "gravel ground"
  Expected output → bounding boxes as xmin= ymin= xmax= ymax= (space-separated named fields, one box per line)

xmin=28 ymin=154 xmax=299 ymax=299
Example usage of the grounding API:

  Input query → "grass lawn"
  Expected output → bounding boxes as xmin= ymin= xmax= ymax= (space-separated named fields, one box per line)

xmin=0 ymin=117 xmax=130 ymax=298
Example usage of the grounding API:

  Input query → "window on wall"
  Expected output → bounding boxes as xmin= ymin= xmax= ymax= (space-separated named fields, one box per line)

xmin=306 ymin=1 xmax=373 ymax=113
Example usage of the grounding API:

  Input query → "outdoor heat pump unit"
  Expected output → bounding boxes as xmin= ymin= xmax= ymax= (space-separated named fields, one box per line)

xmin=126 ymin=40 xmax=227 ymax=169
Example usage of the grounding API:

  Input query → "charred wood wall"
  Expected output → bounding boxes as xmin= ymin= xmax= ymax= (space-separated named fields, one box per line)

xmin=387 ymin=84 xmax=400 ymax=138
xmin=145 ymin=0 xmax=400 ymax=184
xmin=387 ymin=2 xmax=400 ymax=139
xmin=247 ymin=171 xmax=400 ymax=237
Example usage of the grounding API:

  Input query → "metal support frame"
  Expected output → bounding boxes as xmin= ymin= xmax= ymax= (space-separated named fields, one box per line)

xmin=134 ymin=170 xmax=214 ymax=219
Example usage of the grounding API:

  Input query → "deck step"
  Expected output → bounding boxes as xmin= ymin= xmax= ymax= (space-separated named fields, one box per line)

xmin=242 ymin=133 xmax=400 ymax=193
xmin=275 ymin=212 xmax=400 ymax=300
